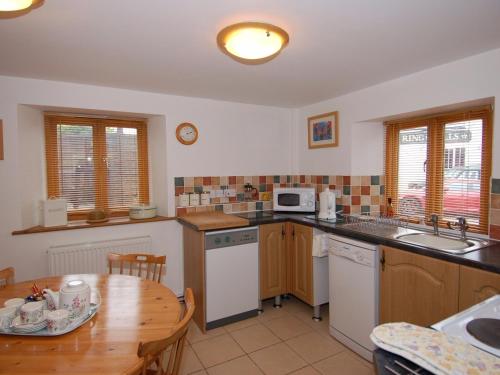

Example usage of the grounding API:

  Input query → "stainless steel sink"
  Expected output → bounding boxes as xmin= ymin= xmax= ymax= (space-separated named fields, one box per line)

xmin=394 ymin=232 xmax=487 ymax=254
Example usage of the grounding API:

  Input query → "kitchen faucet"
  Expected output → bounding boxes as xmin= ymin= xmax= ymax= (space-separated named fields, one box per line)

xmin=447 ymin=217 xmax=469 ymax=241
xmin=428 ymin=213 xmax=439 ymax=236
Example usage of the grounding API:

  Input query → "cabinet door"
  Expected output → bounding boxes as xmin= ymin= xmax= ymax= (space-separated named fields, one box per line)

xmin=459 ymin=265 xmax=500 ymax=311
xmin=380 ymin=246 xmax=459 ymax=326
xmin=259 ymin=223 xmax=287 ymax=299
xmin=290 ymin=224 xmax=313 ymax=305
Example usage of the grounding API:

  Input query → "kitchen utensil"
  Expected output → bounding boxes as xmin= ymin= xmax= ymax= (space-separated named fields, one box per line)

xmin=244 ymin=183 xmax=258 ymax=201
xmin=4 ymin=298 xmax=25 ymax=314
xmin=20 ymin=301 xmax=44 ymax=324
xmin=44 ymin=280 xmax=91 ymax=320
xmin=46 ymin=309 xmax=70 ymax=333
xmin=129 ymin=204 xmax=157 ymax=219
xmin=318 ymin=187 xmax=335 ymax=220
xmin=179 ymin=193 xmax=189 ymax=207
xmin=189 ymin=193 xmax=200 ymax=206
xmin=0 ymin=306 xmax=16 ymax=331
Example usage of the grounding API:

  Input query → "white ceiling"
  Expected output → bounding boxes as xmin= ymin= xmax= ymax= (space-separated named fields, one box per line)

xmin=1 ymin=0 xmax=500 ymax=108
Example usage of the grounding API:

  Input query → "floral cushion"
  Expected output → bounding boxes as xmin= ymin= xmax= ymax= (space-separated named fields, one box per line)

xmin=370 ymin=322 xmax=500 ymax=375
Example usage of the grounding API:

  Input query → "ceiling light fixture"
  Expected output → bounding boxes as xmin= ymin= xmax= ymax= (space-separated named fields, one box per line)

xmin=217 ymin=22 xmax=289 ymax=65
xmin=0 ymin=0 xmax=43 ymax=18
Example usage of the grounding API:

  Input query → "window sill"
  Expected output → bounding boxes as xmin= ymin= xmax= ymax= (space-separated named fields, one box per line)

xmin=12 ymin=215 xmax=176 ymax=235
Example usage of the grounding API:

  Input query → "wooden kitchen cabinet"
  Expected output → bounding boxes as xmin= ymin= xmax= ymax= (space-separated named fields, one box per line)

xmin=379 ymin=246 xmax=459 ymax=327
xmin=259 ymin=223 xmax=287 ymax=299
xmin=289 ymin=223 xmax=313 ymax=305
xmin=459 ymin=265 xmax=500 ymax=311
xmin=259 ymin=222 xmax=313 ymax=305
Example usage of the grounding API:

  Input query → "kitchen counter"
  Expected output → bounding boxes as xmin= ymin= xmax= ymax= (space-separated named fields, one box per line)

xmin=177 ymin=210 xmax=500 ymax=273
xmin=232 ymin=211 xmax=500 ymax=274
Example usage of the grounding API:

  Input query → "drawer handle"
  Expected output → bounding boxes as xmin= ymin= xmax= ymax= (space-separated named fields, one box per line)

xmin=380 ymin=249 xmax=386 ymax=271
xmin=281 ymin=225 xmax=285 ymax=239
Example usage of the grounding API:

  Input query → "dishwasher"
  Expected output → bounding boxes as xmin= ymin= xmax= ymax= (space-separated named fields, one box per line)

xmin=205 ymin=226 xmax=259 ymax=329
xmin=328 ymin=234 xmax=379 ymax=362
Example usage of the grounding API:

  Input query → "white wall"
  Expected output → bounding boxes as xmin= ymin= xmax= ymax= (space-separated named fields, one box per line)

xmin=0 ymin=76 xmax=292 ymax=294
xmin=295 ymin=48 xmax=500 ymax=177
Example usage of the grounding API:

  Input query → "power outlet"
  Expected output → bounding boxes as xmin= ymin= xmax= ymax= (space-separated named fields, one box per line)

xmin=224 ymin=189 xmax=236 ymax=197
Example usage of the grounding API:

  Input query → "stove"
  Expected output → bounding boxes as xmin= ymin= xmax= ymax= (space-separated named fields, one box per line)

xmin=432 ymin=295 xmax=500 ymax=357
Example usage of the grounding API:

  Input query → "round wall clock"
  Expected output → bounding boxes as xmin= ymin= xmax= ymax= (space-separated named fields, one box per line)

xmin=176 ymin=122 xmax=198 ymax=145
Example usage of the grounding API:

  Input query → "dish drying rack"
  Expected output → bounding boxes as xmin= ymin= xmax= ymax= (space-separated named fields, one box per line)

xmin=340 ymin=214 xmax=409 ymax=234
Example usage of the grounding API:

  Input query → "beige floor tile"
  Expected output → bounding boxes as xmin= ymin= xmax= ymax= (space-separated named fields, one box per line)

xmin=230 ymin=323 xmax=281 ymax=353
xmin=190 ymin=371 xmax=208 ymax=375
xmin=263 ymin=315 xmax=312 ymax=340
xmin=187 ymin=321 xmax=227 ymax=344
xmin=225 ymin=316 xmax=260 ymax=332
xmin=250 ymin=342 xmax=307 ymax=375
xmin=289 ymin=366 xmax=321 ymax=375
xmin=191 ymin=334 xmax=245 ymax=368
xmin=313 ymin=351 xmax=374 ymax=375
xmin=286 ymin=331 xmax=345 ymax=363
xmin=178 ymin=345 xmax=204 ymax=375
xmin=257 ymin=305 xmax=291 ymax=322
xmin=206 ymin=355 xmax=263 ymax=375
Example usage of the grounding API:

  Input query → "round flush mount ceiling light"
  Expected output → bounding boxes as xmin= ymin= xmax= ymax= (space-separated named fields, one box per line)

xmin=217 ymin=22 xmax=289 ymax=65
xmin=0 ymin=0 xmax=43 ymax=18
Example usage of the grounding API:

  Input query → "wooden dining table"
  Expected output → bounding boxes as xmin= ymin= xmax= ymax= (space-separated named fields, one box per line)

xmin=0 ymin=274 xmax=181 ymax=374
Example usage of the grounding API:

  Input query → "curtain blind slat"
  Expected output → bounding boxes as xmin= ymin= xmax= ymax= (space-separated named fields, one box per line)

xmin=44 ymin=114 xmax=149 ymax=220
xmin=384 ymin=106 xmax=492 ymax=234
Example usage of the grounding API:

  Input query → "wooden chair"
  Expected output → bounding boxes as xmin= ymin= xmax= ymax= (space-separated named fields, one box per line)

xmin=0 ymin=267 xmax=15 ymax=288
xmin=107 ymin=253 xmax=166 ymax=283
xmin=134 ymin=288 xmax=195 ymax=375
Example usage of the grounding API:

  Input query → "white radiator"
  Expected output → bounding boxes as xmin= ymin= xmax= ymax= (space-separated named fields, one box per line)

xmin=47 ymin=236 xmax=152 ymax=276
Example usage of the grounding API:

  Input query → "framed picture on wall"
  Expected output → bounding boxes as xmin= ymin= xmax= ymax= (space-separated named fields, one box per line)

xmin=308 ymin=111 xmax=338 ymax=149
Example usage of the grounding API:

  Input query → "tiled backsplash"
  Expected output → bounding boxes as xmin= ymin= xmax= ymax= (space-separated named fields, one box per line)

xmin=174 ymin=175 xmax=385 ymax=216
xmin=490 ymin=178 xmax=500 ymax=240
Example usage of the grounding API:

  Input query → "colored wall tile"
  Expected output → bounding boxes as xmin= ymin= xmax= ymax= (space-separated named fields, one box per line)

xmin=229 ymin=176 xmax=236 ymax=184
xmin=256 ymin=201 xmax=264 ymax=210
xmin=490 ymin=208 xmax=500 ymax=226
xmin=351 ymin=187 xmax=360 ymax=198
xmin=203 ymin=177 xmax=211 ymax=185
xmin=361 ymin=205 xmax=371 ymax=214
xmin=184 ymin=177 xmax=194 ymax=187
xmin=361 ymin=176 xmax=371 ymax=186
xmin=492 ymin=178 xmax=500 ymax=194
xmin=491 ymin=194 xmax=500 ymax=209
xmin=236 ymin=176 xmax=244 ymax=184
xmin=490 ymin=224 xmax=500 ymax=240
xmin=361 ymin=186 xmax=370 ymax=195
xmin=351 ymin=196 xmax=361 ymax=205
xmin=343 ymin=176 xmax=351 ymax=185
xmin=343 ymin=185 xmax=351 ymax=195
xmin=174 ymin=177 xmax=184 ymax=187
xmin=371 ymin=176 xmax=380 ymax=185
xmin=351 ymin=176 xmax=361 ymax=186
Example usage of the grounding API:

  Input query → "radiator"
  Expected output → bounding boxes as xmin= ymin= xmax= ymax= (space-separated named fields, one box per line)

xmin=47 ymin=236 xmax=152 ymax=276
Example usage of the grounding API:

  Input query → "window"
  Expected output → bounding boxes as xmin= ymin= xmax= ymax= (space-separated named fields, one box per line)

xmin=385 ymin=106 xmax=492 ymax=234
xmin=45 ymin=114 xmax=149 ymax=219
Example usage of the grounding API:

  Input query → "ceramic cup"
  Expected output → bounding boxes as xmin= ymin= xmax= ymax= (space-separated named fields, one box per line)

xmin=0 ymin=306 xmax=17 ymax=331
xmin=20 ymin=301 xmax=44 ymax=324
xmin=46 ymin=309 xmax=70 ymax=333
xmin=4 ymin=298 xmax=25 ymax=314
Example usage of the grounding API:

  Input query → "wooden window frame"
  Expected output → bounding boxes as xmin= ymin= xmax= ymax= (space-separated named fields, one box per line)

xmin=385 ymin=105 xmax=492 ymax=234
xmin=45 ymin=114 xmax=149 ymax=220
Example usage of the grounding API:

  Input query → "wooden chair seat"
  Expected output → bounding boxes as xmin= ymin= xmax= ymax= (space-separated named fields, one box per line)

xmin=131 ymin=288 xmax=195 ymax=375
xmin=107 ymin=253 xmax=166 ymax=283
xmin=0 ymin=267 xmax=15 ymax=288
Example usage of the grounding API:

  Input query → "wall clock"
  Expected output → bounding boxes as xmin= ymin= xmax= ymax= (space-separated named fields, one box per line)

xmin=176 ymin=122 xmax=198 ymax=145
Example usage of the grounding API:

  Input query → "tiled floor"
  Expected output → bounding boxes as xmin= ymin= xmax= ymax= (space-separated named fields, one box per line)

xmin=178 ymin=297 xmax=375 ymax=375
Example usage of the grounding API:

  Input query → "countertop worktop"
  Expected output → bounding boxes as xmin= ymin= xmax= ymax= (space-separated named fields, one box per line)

xmin=177 ymin=210 xmax=500 ymax=274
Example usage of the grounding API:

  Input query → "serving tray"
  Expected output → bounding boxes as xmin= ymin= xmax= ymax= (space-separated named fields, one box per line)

xmin=0 ymin=303 xmax=99 ymax=337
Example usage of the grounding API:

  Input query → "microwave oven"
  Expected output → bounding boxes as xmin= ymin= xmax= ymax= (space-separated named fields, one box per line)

xmin=273 ymin=187 xmax=316 ymax=212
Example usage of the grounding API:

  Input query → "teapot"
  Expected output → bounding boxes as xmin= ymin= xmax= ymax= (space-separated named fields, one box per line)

xmin=44 ymin=280 xmax=91 ymax=320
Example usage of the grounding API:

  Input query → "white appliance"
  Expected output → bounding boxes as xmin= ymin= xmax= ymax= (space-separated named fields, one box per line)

xmin=205 ymin=226 xmax=259 ymax=329
xmin=432 ymin=294 xmax=500 ymax=357
xmin=41 ymin=198 xmax=67 ymax=227
xmin=318 ymin=188 xmax=335 ymax=220
xmin=328 ymin=234 xmax=379 ymax=362
xmin=273 ymin=187 xmax=315 ymax=213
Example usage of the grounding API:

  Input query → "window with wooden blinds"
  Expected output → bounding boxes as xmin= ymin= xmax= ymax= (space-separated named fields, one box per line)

xmin=384 ymin=105 xmax=492 ymax=234
xmin=44 ymin=114 xmax=149 ymax=220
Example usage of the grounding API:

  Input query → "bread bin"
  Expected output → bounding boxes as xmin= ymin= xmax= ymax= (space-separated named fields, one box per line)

xmin=129 ymin=204 xmax=157 ymax=219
